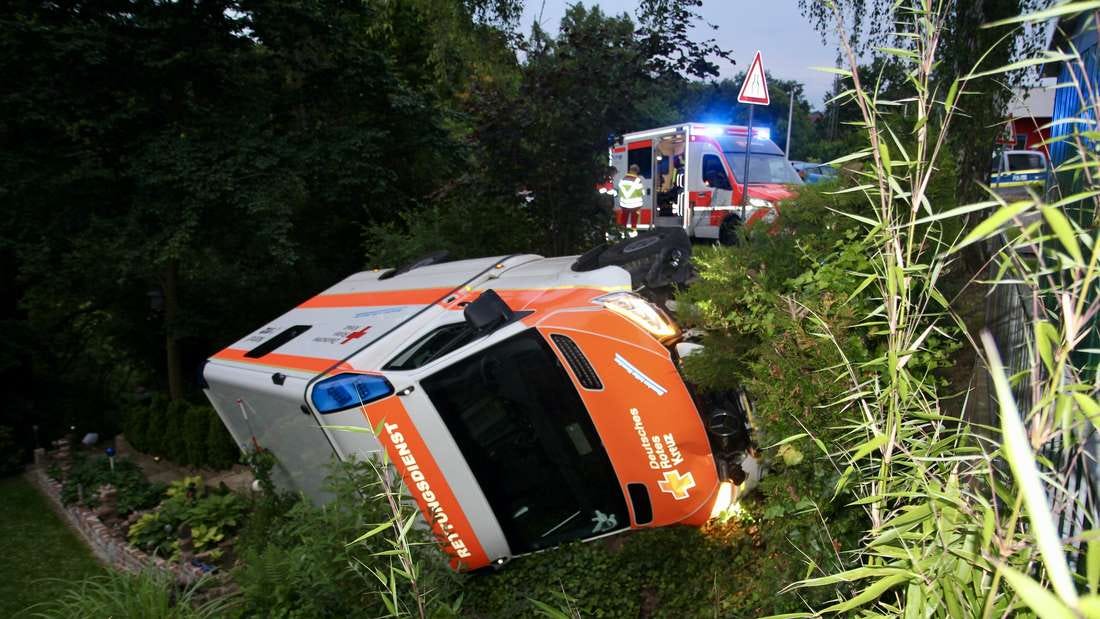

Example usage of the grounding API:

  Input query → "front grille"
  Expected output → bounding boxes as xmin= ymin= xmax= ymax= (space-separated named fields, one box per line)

xmin=550 ymin=334 xmax=602 ymax=390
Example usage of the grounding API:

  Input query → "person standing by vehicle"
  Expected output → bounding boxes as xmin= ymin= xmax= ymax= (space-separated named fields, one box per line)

xmin=618 ymin=164 xmax=644 ymax=230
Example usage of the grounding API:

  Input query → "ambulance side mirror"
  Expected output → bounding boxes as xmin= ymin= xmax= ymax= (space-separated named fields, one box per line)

xmin=465 ymin=289 xmax=514 ymax=332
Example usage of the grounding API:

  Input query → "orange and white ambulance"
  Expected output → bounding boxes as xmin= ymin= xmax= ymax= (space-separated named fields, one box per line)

xmin=201 ymin=236 xmax=754 ymax=571
xmin=609 ymin=123 xmax=802 ymax=243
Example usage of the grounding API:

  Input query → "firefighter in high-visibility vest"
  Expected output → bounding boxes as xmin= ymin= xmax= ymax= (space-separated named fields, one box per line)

xmin=618 ymin=164 xmax=644 ymax=229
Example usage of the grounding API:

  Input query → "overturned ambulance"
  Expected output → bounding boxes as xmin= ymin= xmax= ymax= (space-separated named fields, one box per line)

xmin=201 ymin=234 xmax=754 ymax=571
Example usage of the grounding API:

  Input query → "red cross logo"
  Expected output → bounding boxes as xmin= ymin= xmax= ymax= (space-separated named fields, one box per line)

xmin=657 ymin=470 xmax=696 ymax=500
xmin=340 ymin=326 xmax=371 ymax=345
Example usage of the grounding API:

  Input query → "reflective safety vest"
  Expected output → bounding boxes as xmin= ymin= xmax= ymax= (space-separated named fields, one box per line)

xmin=619 ymin=174 xmax=644 ymax=209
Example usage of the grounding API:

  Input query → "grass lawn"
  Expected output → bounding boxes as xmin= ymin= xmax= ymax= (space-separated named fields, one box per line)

xmin=0 ymin=475 xmax=105 ymax=617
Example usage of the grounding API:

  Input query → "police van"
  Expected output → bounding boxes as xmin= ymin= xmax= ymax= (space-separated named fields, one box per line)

xmin=990 ymin=149 xmax=1051 ymax=201
xmin=608 ymin=123 xmax=802 ymax=244
xmin=201 ymin=238 xmax=755 ymax=571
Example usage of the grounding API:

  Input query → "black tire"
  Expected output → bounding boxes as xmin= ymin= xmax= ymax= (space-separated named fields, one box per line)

xmin=570 ymin=243 xmax=608 ymax=272
xmin=379 ymin=250 xmax=450 ymax=280
xmin=596 ymin=229 xmax=692 ymax=289
xmin=718 ymin=215 xmax=740 ymax=246
xmin=598 ymin=229 xmax=688 ymax=265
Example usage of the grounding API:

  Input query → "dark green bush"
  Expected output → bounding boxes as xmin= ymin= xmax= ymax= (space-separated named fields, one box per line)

xmin=205 ymin=411 xmax=240 ymax=470
xmin=122 ymin=396 xmax=239 ymax=470
xmin=59 ymin=454 xmax=164 ymax=516
xmin=0 ymin=426 xmax=25 ymax=477
xmin=163 ymin=400 xmax=187 ymax=465
xmin=123 ymin=402 xmax=151 ymax=454
xmin=183 ymin=405 xmax=208 ymax=467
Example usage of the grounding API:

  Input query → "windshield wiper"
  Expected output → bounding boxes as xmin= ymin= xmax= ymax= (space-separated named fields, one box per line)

xmin=540 ymin=510 xmax=581 ymax=538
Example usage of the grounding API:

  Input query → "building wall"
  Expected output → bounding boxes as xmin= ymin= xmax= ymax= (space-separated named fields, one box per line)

xmin=1050 ymin=24 xmax=1099 ymax=166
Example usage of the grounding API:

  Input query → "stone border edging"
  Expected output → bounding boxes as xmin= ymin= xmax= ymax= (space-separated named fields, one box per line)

xmin=24 ymin=466 xmax=206 ymax=583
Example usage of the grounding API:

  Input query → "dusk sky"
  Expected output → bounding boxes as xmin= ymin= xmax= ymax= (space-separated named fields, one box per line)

xmin=520 ymin=1 xmax=840 ymax=109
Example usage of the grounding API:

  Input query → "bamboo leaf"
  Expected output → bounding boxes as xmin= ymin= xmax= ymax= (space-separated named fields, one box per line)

xmin=983 ymin=332 xmax=1079 ymax=605
xmin=944 ymin=79 xmax=960 ymax=110
xmin=348 ymin=521 xmax=393 ymax=546
xmin=999 ymin=564 xmax=1076 ymax=619
xmin=810 ymin=66 xmax=853 ymax=76
xmin=1042 ymin=206 xmax=1085 ymax=264
xmin=965 ymin=53 xmax=1076 ymax=79
xmin=794 ymin=566 xmax=906 ymax=588
xmin=910 ymin=201 xmax=1000 ymax=226
xmin=1090 ymin=535 xmax=1100 ymax=595
xmin=953 ymin=202 xmax=1034 ymax=251
xmin=765 ymin=433 xmax=808 ymax=449
xmin=1034 ymin=320 xmax=1058 ymax=374
xmin=819 ymin=574 xmax=909 ymax=614
xmin=985 ymin=2 xmax=1100 ymax=27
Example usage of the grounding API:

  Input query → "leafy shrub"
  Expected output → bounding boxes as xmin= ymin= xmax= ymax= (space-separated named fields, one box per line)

xmin=59 ymin=454 xmax=164 ymax=516
xmin=128 ymin=476 xmax=246 ymax=563
xmin=231 ymin=459 xmax=457 ymax=619
xmin=461 ymin=518 xmax=864 ymax=617
xmin=24 ymin=569 xmax=235 ymax=618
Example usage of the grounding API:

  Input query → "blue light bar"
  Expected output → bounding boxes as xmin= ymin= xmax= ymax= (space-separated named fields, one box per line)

xmin=753 ymin=127 xmax=771 ymax=141
xmin=311 ymin=373 xmax=394 ymax=414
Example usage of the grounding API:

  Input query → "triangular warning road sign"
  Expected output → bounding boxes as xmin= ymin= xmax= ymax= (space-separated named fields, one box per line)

xmin=737 ymin=51 xmax=770 ymax=106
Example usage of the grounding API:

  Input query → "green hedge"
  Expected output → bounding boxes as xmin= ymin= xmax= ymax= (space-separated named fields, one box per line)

xmin=123 ymin=396 xmax=239 ymax=470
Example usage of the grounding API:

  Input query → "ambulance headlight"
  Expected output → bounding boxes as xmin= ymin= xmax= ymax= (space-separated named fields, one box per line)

xmin=708 ymin=481 xmax=741 ymax=519
xmin=748 ymin=199 xmax=779 ymax=224
xmin=593 ymin=292 xmax=679 ymax=341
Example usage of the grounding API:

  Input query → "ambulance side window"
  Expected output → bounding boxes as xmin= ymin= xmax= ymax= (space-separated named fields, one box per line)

xmin=627 ymin=145 xmax=652 ymax=178
xmin=384 ymin=322 xmax=479 ymax=371
xmin=701 ymin=154 xmax=730 ymax=190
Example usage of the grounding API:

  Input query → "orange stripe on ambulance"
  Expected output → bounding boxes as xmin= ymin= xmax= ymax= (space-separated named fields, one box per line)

xmin=382 ymin=421 xmax=472 ymax=559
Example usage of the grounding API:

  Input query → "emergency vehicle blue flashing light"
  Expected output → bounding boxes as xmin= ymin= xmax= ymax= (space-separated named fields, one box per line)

xmin=753 ymin=127 xmax=771 ymax=141
xmin=312 ymin=373 xmax=394 ymax=414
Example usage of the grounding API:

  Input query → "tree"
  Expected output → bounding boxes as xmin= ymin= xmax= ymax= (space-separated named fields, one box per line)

xmin=366 ymin=0 xmax=738 ymax=259
xmin=676 ymin=74 xmax=816 ymax=159
xmin=799 ymin=0 xmax=1050 ymax=202
xmin=0 ymin=0 xmax=478 ymax=402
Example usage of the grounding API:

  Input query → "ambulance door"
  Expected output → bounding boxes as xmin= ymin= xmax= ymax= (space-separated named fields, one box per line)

xmin=654 ymin=132 xmax=687 ymax=230
xmin=685 ymin=137 xmax=733 ymax=240
xmin=624 ymin=140 xmax=654 ymax=228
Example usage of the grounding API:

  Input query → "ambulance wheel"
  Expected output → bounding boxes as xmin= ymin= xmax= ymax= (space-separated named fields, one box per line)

xmin=718 ymin=216 xmax=740 ymax=246
xmin=570 ymin=243 xmax=608 ymax=272
xmin=596 ymin=229 xmax=692 ymax=289
xmin=379 ymin=250 xmax=450 ymax=280
xmin=598 ymin=228 xmax=689 ymax=267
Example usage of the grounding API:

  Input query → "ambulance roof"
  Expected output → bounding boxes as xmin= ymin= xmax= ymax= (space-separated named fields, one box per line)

xmin=209 ymin=255 xmax=538 ymax=376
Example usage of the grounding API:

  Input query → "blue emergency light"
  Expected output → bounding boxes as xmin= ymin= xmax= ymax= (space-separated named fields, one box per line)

xmin=311 ymin=373 xmax=394 ymax=414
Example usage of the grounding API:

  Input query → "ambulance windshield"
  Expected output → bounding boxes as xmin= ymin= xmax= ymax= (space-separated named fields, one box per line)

xmin=724 ymin=153 xmax=803 ymax=185
xmin=717 ymin=135 xmax=802 ymax=185
xmin=422 ymin=329 xmax=628 ymax=553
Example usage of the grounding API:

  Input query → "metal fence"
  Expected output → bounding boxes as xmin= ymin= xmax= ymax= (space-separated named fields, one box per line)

xmin=981 ymin=240 xmax=1099 ymax=573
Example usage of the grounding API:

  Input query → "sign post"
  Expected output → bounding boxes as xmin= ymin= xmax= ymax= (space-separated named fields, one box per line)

xmin=737 ymin=51 xmax=770 ymax=219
